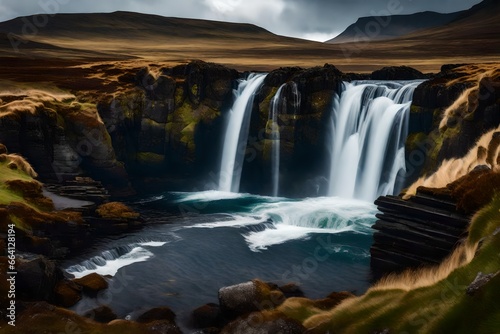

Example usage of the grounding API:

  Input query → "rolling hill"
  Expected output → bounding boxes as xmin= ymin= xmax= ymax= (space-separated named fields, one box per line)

xmin=0 ymin=0 xmax=497 ymax=72
xmin=327 ymin=11 xmax=465 ymax=44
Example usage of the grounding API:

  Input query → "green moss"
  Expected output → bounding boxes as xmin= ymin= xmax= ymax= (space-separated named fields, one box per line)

xmin=190 ymin=84 xmax=199 ymax=97
xmin=141 ymin=118 xmax=164 ymax=130
xmin=0 ymin=161 xmax=34 ymax=206
xmin=136 ymin=152 xmax=165 ymax=165
xmin=468 ymin=194 xmax=500 ymax=244
xmin=405 ymin=132 xmax=427 ymax=153
xmin=410 ymin=105 xmax=421 ymax=113
xmin=174 ymin=86 xmax=185 ymax=107
xmin=259 ymin=87 xmax=278 ymax=122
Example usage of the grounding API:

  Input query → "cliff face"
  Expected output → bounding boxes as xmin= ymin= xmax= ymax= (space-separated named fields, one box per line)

xmin=1 ymin=61 xmax=498 ymax=199
xmin=242 ymin=65 xmax=344 ymax=196
xmin=0 ymin=60 xmax=350 ymax=196
xmin=0 ymin=60 xmax=240 ymax=194
xmin=97 ymin=61 xmax=238 ymax=182
xmin=372 ymin=64 xmax=500 ymax=278
xmin=406 ymin=64 xmax=500 ymax=182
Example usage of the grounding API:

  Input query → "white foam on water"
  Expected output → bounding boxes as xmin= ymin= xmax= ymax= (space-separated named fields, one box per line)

xmin=139 ymin=241 xmax=168 ymax=247
xmin=67 ymin=246 xmax=153 ymax=278
xmin=65 ymin=239 xmax=170 ymax=278
xmin=173 ymin=190 xmax=246 ymax=203
xmin=243 ymin=197 xmax=376 ymax=250
xmin=135 ymin=195 xmax=165 ymax=204
xmin=183 ymin=195 xmax=377 ymax=251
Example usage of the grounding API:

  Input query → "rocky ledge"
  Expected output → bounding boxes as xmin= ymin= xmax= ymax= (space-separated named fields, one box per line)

xmin=371 ymin=192 xmax=469 ymax=279
xmin=372 ymin=165 xmax=500 ymax=279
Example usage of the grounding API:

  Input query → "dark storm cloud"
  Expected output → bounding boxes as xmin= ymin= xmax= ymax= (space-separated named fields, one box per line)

xmin=0 ymin=0 xmax=483 ymax=41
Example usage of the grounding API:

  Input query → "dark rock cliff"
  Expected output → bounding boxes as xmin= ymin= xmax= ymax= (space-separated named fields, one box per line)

xmin=406 ymin=64 xmax=500 ymax=183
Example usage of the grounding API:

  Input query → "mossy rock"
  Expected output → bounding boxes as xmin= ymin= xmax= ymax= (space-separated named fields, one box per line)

xmin=136 ymin=152 xmax=166 ymax=166
xmin=96 ymin=202 xmax=140 ymax=220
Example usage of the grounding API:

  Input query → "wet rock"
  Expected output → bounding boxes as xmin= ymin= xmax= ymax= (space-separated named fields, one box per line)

xmin=221 ymin=311 xmax=306 ymax=334
xmin=466 ymin=271 xmax=500 ymax=296
xmin=192 ymin=303 xmax=224 ymax=329
xmin=137 ymin=306 xmax=176 ymax=323
xmin=279 ymin=283 xmax=305 ymax=298
xmin=219 ymin=280 xmax=285 ymax=319
xmin=371 ymin=192 xmax=470 ymax=279
xmin=84 ymin=305 xmax=118 ymax=323
xmin=17 ymin=256 xmax=62 ymax=302
xmin=54 ymin=280 xmax=82 ymax=307
xmin=73 ymin=273 xmax=108 ymax=296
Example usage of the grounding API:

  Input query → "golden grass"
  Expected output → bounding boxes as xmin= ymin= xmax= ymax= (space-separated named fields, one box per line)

xmin=295 ymin=195 xmax=500 ymax=333
xmin=405 ymin=126 xmax=500 ymax=197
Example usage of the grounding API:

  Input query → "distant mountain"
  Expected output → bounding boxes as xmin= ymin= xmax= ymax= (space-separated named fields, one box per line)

xmin=327 ymin=11 xmax=465 ymax=44
xmin=0 ymin=1 xmax=497 ymax=72
xmin=330 ymin=0 xmax=500 ymax=70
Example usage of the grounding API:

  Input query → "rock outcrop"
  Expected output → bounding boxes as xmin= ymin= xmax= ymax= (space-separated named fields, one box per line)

xmin=371 ymin=190 xmax=470 ymax=279
xmin=406 ymin=64 xmax=500 ymax=182
xmin=244 ymin=64 xmax=344 ymax=196
xmin=99 ymin=60 xmax=238 ymax=181
xmin=371 ymin=66 xmax=427 ymax=80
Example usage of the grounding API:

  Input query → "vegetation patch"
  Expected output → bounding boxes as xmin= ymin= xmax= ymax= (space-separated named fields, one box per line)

xmin=279 ymin=194 xmax=500 ymax=333
xmin=96 ymin=202 xmax=140 ymax=220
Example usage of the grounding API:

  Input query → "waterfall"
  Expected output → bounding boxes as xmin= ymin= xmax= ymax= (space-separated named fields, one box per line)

xmin=219 ymin=73 xmax=267 ymax=193
xmin=269 ymin=84 xmax=285 ymax=197
xmin=328 ymin=81 xmax=421 ymax=201
xmin=268 ymin=82 xmax=301 ymax=197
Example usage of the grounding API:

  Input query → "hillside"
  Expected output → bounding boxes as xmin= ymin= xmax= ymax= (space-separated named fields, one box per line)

xmin=334 ymin=0 xmax=500 ymax=69
xmin=327 ymin=11 xmax=464 ymax=44
xmin=0 ymin=0 xmax=497 ymax=72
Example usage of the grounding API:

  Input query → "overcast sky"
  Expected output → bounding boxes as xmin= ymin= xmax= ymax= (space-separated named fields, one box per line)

xmin=0 ymin=0 xmax=483 ymax=41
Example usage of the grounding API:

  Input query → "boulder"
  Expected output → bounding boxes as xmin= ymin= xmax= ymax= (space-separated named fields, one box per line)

xmin=54 ymin=280 xmax=82 ymax=307
xmin=17 ymin=256 xmax=62 ymax=302
xmin=84 ymin=305 xmax=118 ymax=323
xmin=192 ymin=303 xmax=224 ymax=329
xmin=73 ymin=273 xmax=108 ymax=296
xmin=279 ymin=283 xmax=305 ymax=299
xmin=218 ymin=280 xmax=285 ymax=319
xmin=137 ymin=306 xmax=176 ymax=323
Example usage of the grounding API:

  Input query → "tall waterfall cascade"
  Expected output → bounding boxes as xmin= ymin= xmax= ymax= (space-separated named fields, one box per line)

xmin=328 ymin=80 xmax=421 ymax=201
xmin=268 ymin=84 xmax=285 ymax=197
xmin=219 ymin=73 xmax=267 ymax=193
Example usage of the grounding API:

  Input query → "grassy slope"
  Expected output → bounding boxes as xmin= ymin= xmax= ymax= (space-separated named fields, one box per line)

xmin=0 ymin=160 xmax=35 ymax=205
xmin=278 ymin=195 xmax=500 ymax=333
